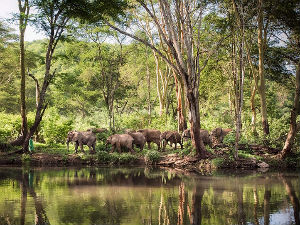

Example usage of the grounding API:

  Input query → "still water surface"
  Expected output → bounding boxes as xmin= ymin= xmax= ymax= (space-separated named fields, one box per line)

xmin=0 ymin=167 xmax=299 ymax=225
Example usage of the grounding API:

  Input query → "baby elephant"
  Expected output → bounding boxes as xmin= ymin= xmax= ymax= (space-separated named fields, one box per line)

xmin=106 ymin=134 xmax=135 ymax=154
xmin=161 ymin=131 xmax=183 ymax=151
xmin=125 ymin=131 xmax=146 ymax=151
xmin=66 ymin=130 xmax=96 ymax=154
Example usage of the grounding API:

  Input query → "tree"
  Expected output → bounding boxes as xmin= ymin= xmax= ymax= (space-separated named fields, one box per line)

xmin=264 ymin=0 xmax=300 ymax=158
xmin=10 ymin=0 xmax=129 ymax=151
xmin=17 ymin=0 xmax=30 ymax=146
xmin=104 ymin=0 xmax=226 ymax=158
xmin=257 ymin=0 xmax=270 ymax=138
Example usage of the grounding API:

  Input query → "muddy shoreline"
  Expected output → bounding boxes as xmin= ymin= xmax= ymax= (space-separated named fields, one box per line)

xmin=0 ymin=150 xmax=296 ymax=173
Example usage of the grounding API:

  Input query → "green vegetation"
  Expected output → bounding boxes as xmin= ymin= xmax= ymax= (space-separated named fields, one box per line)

xmin=144 ymin=151 xmax=161 ymax=165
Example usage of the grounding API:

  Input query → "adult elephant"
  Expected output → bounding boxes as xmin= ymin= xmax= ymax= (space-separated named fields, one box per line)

xmin=137 ymin=129 xmax=161 ymax=151
xmin=106 ymin=134 xmax=135 ymax=154
xmin=66 ymin=130 xmax=96 ymax=154
xmin=182 ymin=129 xmax=212 ymax=147
xmin=125 ymin=131 xmax=146 ymax=151
xmin=161 ymin=131 xmax=183 ymax=150
xmin=210 ymin=128 xmax=232 ymax=146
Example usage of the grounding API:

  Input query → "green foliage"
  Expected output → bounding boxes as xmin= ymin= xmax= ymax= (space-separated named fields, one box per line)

xmin=223 ymin=132 xmax=236 ymax=146
xmin=97 ymin=151 xmax=138 ymax=165
xmin=144 ymin=151 xmax=160 ymax=165
xmin=21 ymin=153 xmax=31 ymax=163
xmin=40 ymin=108 xmax=73 ymax=145
xmin=97 ymin=151 xmax=112 ymax=163
xmin=34 ymin=143 xmax=68 ymax=155
xmin=211 ymin=158 xmax=226 ymax=168
xmin=0 ymin=112 xmax=35 ymax=142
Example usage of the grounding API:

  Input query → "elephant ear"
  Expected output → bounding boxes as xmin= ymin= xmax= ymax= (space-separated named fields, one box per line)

xmin=72 ymin=131 xmax=80 ymax=142
xmin=215 ymin=128 xmax=222 ymax=137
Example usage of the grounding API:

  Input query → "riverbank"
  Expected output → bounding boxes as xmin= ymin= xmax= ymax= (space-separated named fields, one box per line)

xmin=0 ymin=144 xmax=299 ymax=172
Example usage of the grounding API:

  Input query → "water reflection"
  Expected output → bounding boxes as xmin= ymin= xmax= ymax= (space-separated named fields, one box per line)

xmin=0 ymin=167 xmax=299 ymax=225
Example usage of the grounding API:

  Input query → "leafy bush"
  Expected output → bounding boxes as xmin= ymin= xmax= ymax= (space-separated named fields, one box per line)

xmin=144 ymin=150 xmax=160 ymax=165
xmin=97 ymin=151 xmax=112 ymax=163
xmin=40 ymin=108 xmax=73 ymax=144
xmin=211 ymin=158 xmax=226 ymax=168
xmin=118 ymin=153 xmax=138 ymax=164
xmin=0 ymin=112 xmax=35 ymax=142
xmin=223 ymin=131 xmax=236 ymax=146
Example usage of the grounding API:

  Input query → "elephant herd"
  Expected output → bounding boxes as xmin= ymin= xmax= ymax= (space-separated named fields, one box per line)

xmin=66 ymin=127 xmax=232 ymax=154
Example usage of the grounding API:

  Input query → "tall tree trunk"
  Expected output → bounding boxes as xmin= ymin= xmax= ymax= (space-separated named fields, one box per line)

xmin=18 ymin=0 xmax=29 ymax=148
xmin=232 ymin=0 xmax=245 ymax=159
xmin=258 ymin=0 xmax=270 ymax=137
xmin=245 ymin=38 xmax=259 ymax=137
xmin=147 ymin=54 xmax=151 ymax=124
xmin=278 ymin=60 xmax=300 ymax=158
xmin=185 ymin=86 xmax=208 ymax=158
xmin=175 ymin=75 xmax=187 ymax=132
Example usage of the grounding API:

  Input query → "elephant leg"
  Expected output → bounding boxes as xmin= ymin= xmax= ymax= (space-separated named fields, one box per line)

xmin=116 ymin=142 xmax=121 ymax=153
xmin=174 ymin=142 xmax=177 ymax=150
xmin=79 ymin=142 xmax=84 ymax=153
xmin=92 ymin=143 xmax=96 ymax=154
xmin=88 ymin=142 xmax=95 ymax=154
xmin=110 ymin=144 xmax=115 ymax=153
xmin=147 ymin=141 xmax=151 ymax=149
xmin=162 ymin=140 xmax=167 ymax=151
xmin=129 ymin=143 xmax=135 ymax=154
xmin=157 ymin=141 xmax=160 ymax=151
xmin=75 ymin=142 xmax=79 ymax=153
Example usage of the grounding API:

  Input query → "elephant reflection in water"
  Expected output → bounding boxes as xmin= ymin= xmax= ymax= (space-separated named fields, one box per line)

xmin=19 ymin=170 xmax=50 ymax=225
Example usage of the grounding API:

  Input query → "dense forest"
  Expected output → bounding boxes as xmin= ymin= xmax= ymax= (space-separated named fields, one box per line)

xmin=0 ymin=0 xmax=299 ymax=163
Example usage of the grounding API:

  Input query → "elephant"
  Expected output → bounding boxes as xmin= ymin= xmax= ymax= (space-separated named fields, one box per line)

xmin=126 ymin=131 xmax=146 ymax=151
xmin=66 ymin=130 xmax=96 ymax=154
xmin=124 ymin=128 xmax=136 ymax=133
xmin=210 ymin=128 xmax=232 ymax=146
xmin=106 ymin=134 xmax=135 ymax=154
xmin=161 ymin=131 xmax=183 ymax=150
xmin=86 ymin=128 xmax=107 ymax=133
xmin=137 ymin=129 xmax=161 ymax=150
xmin=181 ymin=128 xmax=212 ymax=147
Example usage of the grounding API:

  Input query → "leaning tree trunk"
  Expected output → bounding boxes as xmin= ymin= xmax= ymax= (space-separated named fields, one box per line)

xmin=185 ymin=85 xmax=208 ymax=158
xmin=278 ymin=60 xmax=300 ymax=159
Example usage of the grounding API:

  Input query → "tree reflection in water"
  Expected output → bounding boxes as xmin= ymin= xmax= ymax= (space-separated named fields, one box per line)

xmin=0 ymin=168 xmax=299 ymax=225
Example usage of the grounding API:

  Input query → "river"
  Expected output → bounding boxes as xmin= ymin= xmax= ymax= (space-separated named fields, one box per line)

xmin=0 ymin=167 xmax=299 ymax=225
